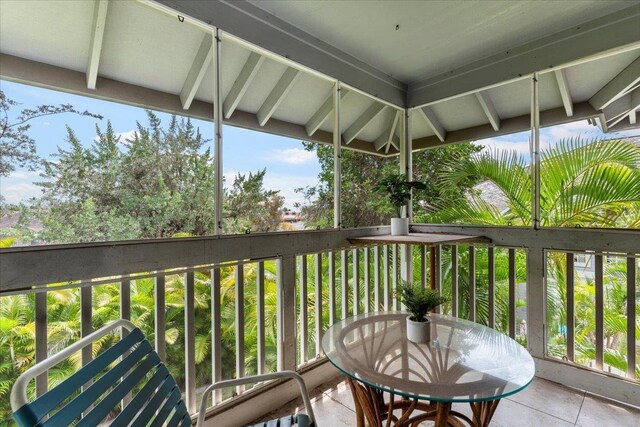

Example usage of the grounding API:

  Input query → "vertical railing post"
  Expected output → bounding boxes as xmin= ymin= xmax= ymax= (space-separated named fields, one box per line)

xmin=469 ymin=245 xmax=476 ymax=322
xmin=451 ymin=245 xmax=458 ymax=317
xmin=257 ymin=262 xmax=266 ymax=375
xmin=433 ymin=245 xmax=442 ymax=313
xmin=341 ymin=250 xmax=348 ymax=318
xmin=315 ymin=254 xmax=323 ymax=356
xmin=277 ymin=255 xmax=297 ymax=372
xmin=627 ymin=255 xmax=637 ymax=379
xmin=566 ymin=253 xmax=575 ymax=362
xmin=488 ymin=247 xmax=495 ymax=328
xmin=352 ymin=249 xmax=360 ymax=315
xmin=364 ymin=248 xmax=370 ymax=313
xmin=374 ymin=246 xmax=381 ymax=311
xmin=526 ymin=249 xmax=546 ymax=358
xmin=184 ymin=271 xmax=196 ymax=413
xmin=155 ymin=274 xmax=166 ymax=362
xmin=120 ymin=277 xmax=132 ymax=408
xmin=35 ymin=292 xmax=47 ymax=397
xmin=299 ymin=255 xmax=308 ymax=363
xmin=383 ymin=245 xmax=390 ymax=310
xmin=235 ymin=263 xmax=245 ymax=392
xmin=392 ymin=244 xmax=399 ymax=310
xmin=595 ymin=254 xmax=604 ymax=370
xmin=329 ymin=252 xmax=336 ymax=325
xmin=509 ymin=248 xmax=516 ymax=338
xmin=81 ymin=286 xmax=92 ymax=367
xmin=211 ymin=268 xmax=222 ymax=403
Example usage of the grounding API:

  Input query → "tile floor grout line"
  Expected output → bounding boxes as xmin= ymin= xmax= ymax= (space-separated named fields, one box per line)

xmin=502 ymin=397 xmax=581 ymax=426
xmin=574 ymin=390 xmax=587 ymax=425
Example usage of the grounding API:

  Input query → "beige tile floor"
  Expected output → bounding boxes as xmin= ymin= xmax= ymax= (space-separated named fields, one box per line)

xmin=252 ymin=376 xmax=640 ymax=426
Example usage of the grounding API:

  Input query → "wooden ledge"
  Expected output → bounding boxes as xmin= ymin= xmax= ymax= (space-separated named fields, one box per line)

xmin=348 ymin=232 xmax=490 ymax=246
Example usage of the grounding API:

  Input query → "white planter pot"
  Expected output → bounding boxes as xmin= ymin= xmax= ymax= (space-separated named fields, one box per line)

xmin=406 ymin=315 xmax=431 ymax=343
xmin=390 ymin=217 xmax=409 ymax=235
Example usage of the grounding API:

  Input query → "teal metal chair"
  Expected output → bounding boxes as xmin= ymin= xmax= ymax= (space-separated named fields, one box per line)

xmin=11 ymin=320 xmax=315 ymax=427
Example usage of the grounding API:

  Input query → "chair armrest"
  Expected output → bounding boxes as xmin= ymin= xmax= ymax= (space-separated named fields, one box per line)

xmin=10 ymin=319 xmax=137 ymax=411
xmin=196 ymin=371 xmax=315 ymax=427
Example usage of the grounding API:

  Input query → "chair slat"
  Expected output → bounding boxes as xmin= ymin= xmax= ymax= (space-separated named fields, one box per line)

xmin=19 ymin=328 xmax=145 ymax=423
xmin=296 ymin=414 xmax=312 ymax=427
xmin=128 ymin=376 xmax=178 ymax=427
xmin=148 ymin=387 xmax=184 ymax=427
xmin=279 ymin=415 xmax=293 ymax=427
xmin=44 ymin=340 xmax=153 ymax=426
xmin=74 ymin=351 xmax=161 ymax=427
xmin=112 ymin=364 xmax=171 ymax=425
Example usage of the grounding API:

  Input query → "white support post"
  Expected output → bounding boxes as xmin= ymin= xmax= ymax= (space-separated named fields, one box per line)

xmin=212 ymin=29 xmax=224 ymax=235
xmin=399 ymin=110 xmax=413 ymax=286
xmin=333 ymin=82 xmax=342 ymax=229
xmin=531 ymin=73 xmax=541 ymax=230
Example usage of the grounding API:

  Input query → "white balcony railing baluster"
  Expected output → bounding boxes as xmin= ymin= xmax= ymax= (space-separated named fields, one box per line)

xmin=257 ymin=261 xmax=266 ymax=375
xmin=508 ymin=248 xmax=516 ymax=339
xmin=184 ymin=271 xmax=196 ymax=413
xmin=566 ymin=253 xmax=575 ymax=362
xmin=627 ymin=256 xmax=637 ymax=380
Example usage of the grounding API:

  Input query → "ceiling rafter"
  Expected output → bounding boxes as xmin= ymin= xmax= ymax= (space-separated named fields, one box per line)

xmin=180 ymin=34 xmax=213 ymax=110
xmin=417 ymin=106 xmax=446 ymax=142
xmin=86 ymin=0 xmax=109 ymax=90
xmin=305 ymin=88 xmax=350 ymax=136
xmin=342 ymin=102 xmax=387 ymax=145
xmin=589 ymin=55 xmax=640 ymax=111
xmin=554 ymin=69 xmax=573 ymax=117
xmin=607 ymin=88 xmax=640 ymax=128
xmin=475 ymin=91 xmax=501 ymax=131
xmin=223 ymin=52 xmax=265 ymax=119
xmin=257 ymin=67 xmax=300 ymax=126
xmin=374 ymin=110 xmax=401 ymax=151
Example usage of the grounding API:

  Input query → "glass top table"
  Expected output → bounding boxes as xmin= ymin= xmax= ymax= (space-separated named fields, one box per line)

xmin=322 ymin=312 xmax=535 ymax=427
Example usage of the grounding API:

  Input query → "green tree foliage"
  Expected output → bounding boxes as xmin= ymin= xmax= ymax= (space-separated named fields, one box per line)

xmin=225 ymin=169 xmax=284 ymax=233
xmin=299 ymin=141 xmax=482 ymax=228
xmin=0 ymin=90 xmax=102 ymax=177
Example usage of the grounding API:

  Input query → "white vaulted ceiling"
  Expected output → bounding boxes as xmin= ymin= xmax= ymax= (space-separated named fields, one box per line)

xmin=1 ymin=0 xmax=639 ymax=156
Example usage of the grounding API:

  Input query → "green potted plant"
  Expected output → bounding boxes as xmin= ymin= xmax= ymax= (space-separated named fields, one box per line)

xmin=396 ymin=281 xmax=447 ymax=343
xmin=376 ymin=173 xmax=426 ymax=235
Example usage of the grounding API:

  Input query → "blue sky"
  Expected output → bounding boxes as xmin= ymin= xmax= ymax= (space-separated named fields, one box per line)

xmin=1 ymin=80 xmax=637 ymax=208
xmin=1 ymin=80 xmax=321 ymax=208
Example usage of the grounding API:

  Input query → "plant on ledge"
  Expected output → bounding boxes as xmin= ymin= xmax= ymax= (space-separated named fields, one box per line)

xmin=376 ymin=173 xmax=426 ymax=235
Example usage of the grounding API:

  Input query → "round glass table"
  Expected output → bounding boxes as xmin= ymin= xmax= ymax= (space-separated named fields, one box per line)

xmin=322 ymin=312 xmax=535 ymax=427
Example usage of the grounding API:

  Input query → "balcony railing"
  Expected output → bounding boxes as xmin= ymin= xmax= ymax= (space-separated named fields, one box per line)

xmin=0 ymin=225 xmax=638 ymax=424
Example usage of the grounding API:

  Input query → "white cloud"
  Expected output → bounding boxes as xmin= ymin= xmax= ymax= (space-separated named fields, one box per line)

xmin=264 ymin=148 xmax=316 ymax=165
xmin=116 ymin=130 xmax=137 ymax=141
xmin=473 ymin=138 xmax=531 ymax=156
xmin=1 ymin=170 xmax=48 ymax=204
xmin=93 ymin=129 xmax=137 ymax=143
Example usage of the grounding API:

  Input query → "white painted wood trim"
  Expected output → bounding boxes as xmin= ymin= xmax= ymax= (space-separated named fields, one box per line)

xmin=475 ymin=91 xmax=501 ymax=131
xmin=223 ymin=52 xmax=265 ymax=119
xmin=257 ymin=67 xmax=300 ymax=126
xmin=589 ymin=55 xmax=640 ymax=111
xmin=417 ymin=106 xmax=446 ymax=142
xmin=342 ymin=102 xmax=387 ymax=145
xmin=305 ymin=88 xmax=350 ymax=137
xmin=180 ymin=34 xmax=214 ymax=110
xmin=554 ymin=69 xmax=573 ymax=117
xmin=374 ymin=110 xmax=400 ymax=152
xmin=86 ymin=0 xmax=109 ymax=90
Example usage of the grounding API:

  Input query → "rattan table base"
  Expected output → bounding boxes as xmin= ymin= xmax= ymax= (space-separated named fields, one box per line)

xmin=347 ymin=377 xmax=500 ymax=427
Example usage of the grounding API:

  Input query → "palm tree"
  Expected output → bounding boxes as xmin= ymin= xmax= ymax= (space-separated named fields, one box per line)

xmin=426 ymin=136 xmax=640 ymax=378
